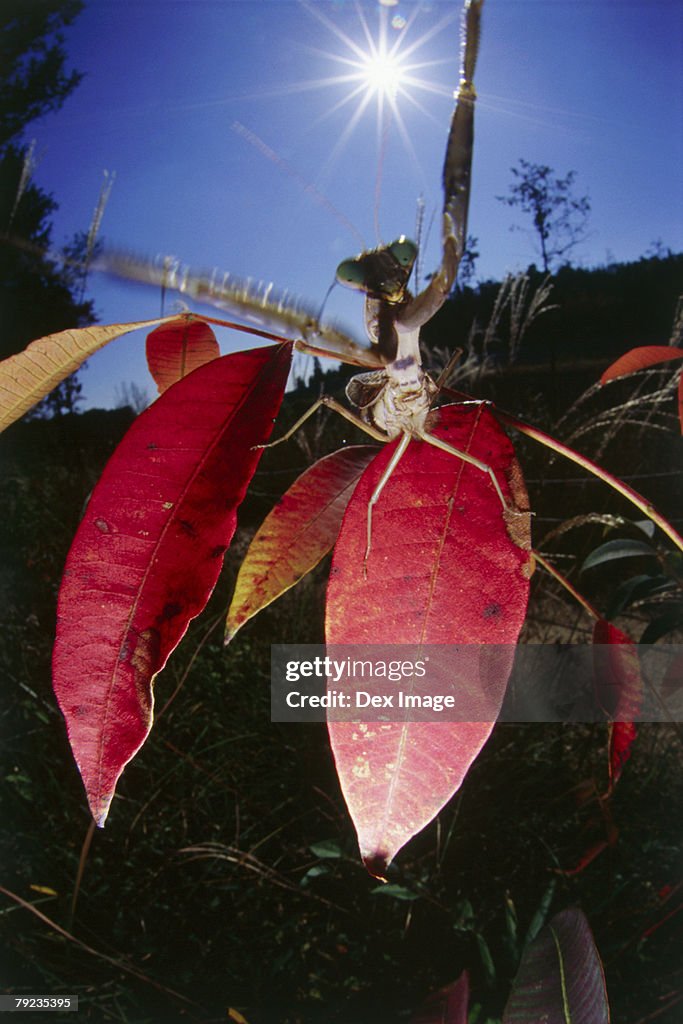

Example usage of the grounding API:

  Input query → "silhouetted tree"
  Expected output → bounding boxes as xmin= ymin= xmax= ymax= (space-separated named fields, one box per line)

xmin=0 ymin=0 xmax=83 ymax=150
xmin=456 ymin=233 xmax=479 ymax=288
xmin=497 ymin=159 xmax=591 ymax=272
xmin=1 ymin=1 xmax=94 ymax=415
xmin=0 ymin=151 xmax=92 ymax=350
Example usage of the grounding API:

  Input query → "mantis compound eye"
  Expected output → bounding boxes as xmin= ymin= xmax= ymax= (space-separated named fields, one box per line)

xmin=335 ymin=258 xmax=368 ymax=289
xmin=388 ymin=237 xmax=418 ymax=269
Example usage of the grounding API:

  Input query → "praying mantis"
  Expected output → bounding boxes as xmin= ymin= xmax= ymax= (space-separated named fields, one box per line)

xmin=102 ymin=0 xmax=515 ymax=571
xmin=251 ymin=0 xmax=512 ymax=563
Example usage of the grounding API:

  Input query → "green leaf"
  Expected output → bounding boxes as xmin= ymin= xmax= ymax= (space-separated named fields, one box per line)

xmin=639 ymin=604 xmax=683 ymax=644
xmin=370 ymin=883 xmax=419 ymax=901
xmin=581 ymin=538 xmax=658 ymax=574
xmin=504 ymin=893 xmax=520 ymax=962
xmin=606 ymin=573 xmax=672 ymax=619
xmin=452 ymin=898 xmax=476 ymax=933
xmin=300 ymin=865 xmax=330 ymax=887
xmin=309 ymin=839 xmax=343 ymax=859
xmin=633 ymin=519 xmax=656 ymax=539
xmin=523 ymin=879 xmax=556 ymax=948
xmin=476 ymin=932 xmax=497 ymax=987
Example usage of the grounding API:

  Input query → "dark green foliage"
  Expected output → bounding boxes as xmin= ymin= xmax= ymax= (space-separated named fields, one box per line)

xmin=0 ymin=143 xmax=96 ymax=414
xmin=0 ymin=0 xmax=84 ymax=150
xmin=548 ymin=255 xmax=683 ymax=358
xmin=0 ymin=149 xmax=95 ymax=366
xmin=420 ymin=252 xmax=683 ymax=426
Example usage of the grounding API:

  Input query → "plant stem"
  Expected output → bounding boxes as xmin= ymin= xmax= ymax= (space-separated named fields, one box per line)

xmin=496 ymin=410 xmax=683 ymax=554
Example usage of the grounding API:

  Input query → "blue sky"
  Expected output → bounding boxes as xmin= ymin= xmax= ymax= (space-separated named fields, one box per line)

xmin=22 ymin=0 xmax=683 ymax=408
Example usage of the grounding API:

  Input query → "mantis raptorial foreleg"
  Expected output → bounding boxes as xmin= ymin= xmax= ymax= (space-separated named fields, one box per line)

xmin=395 ymin=0 xmax=481 ymax=334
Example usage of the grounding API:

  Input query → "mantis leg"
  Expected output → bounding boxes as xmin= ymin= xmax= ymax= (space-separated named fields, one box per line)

xmin=365 ymin=432 xmax=412 ymax=567
xmin=257 ymin=395 xmax=388 ymax=449
xmin=494 ymin=408 xmax=683 ymax=553
xmin=417 ymin=428 xmax=508 ymax=510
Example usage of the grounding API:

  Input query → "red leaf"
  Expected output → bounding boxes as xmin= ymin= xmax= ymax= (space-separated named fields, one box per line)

xmin=600 ymin=345 xmax=683 ymax=383
xmin=600 ymin=346 xmax=683 ymax=433
xmin=326 ymin=403 xmax=533 ymax=874
xmin=593 ymin=619 xmax=640 ymax=790
xmin=607 ymin=721 xmax=637 ymax=789
xmin=146 ymin=317 xmax=220 ymax=394
xmin=327 ymin=404 xmax=532 ymax=642
xmin=226 ymin=445 xmax=377 ymax=642
xmin=411 ymin=970 xmax=469 ymax=1024
xmin=53 ymin=343 xmax=292 ymax=825
xmin=559 ymin=842 xmax=608 ymax=878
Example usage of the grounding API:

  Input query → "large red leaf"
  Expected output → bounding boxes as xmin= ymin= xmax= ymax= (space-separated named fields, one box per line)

xmin=146 ymin=317 xmax=220 ymax=394
xmin=225 ymin=445 xmax=377 ymax=642
xmin=53 ymin=343 xmax=292 ymax=825
xmin=326 ymin=403 xmax=533 ymax=875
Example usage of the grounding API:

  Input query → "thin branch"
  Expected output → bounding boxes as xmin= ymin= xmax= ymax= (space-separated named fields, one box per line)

xmin=0 ymin=885 xmax=200 ymax=1009
xmin=533 ymin=551 xmax=600 ymax=620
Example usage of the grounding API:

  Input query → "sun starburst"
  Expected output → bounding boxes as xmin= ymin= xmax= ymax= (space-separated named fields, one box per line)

xmin=295 ymin=1 xmax=458 ymax=200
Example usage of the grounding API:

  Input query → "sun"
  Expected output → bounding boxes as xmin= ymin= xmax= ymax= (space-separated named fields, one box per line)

xmin=294 ymin=1 xmax=458 ymax=193
xmin=361 ymin=49 xmax=404 ymax=101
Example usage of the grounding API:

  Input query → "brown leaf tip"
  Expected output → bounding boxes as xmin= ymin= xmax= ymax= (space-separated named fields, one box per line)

xmin=363 ymin=851 xmax=390 ymax=881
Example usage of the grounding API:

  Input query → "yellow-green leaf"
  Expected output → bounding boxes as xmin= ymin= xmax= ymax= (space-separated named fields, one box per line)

xmin=225 ymin=445 xmax=376 ymax=642
xmin=0 ymin=315 xmax=178 ymax=432
xmin=29 ymin=884 xmax=58 ymax=896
